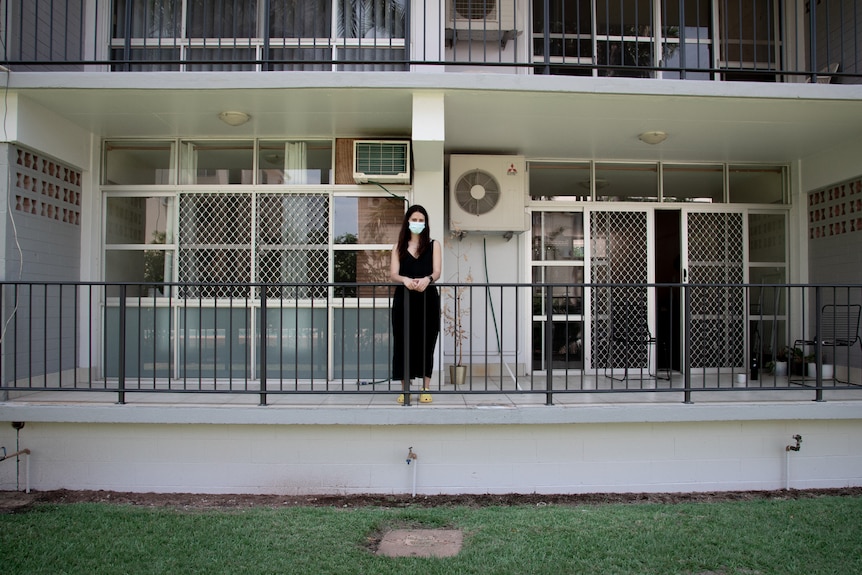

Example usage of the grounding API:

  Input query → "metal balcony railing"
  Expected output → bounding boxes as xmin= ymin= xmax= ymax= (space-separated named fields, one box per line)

xmin=1 ymin=1 xmax=859 ymax=83
xmin=1 ymin=281 xmax=859 ymax=405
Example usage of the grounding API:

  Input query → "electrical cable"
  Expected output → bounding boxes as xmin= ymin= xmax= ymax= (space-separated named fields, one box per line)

xmin=0 ymin=21 xmax=24 ymax=345
xmin=368 ymin=181 xmax=409 ymax=206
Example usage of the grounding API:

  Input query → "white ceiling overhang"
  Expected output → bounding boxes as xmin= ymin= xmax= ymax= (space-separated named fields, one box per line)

xmin=8 ymin=71 xmax=862 ymax=165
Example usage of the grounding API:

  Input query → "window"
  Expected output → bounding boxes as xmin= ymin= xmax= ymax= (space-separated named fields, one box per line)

xmin=662 ymin=164 xmax=723 ymax=203
xmin=111 ymin=0 xmax=408 ymax=71
xmin=728 ymin=166 xmax=786 ymax=204
xmin=660 ymin=0 xmax=713 ymax=80
xmin=102 ymin=138 xmax=401 ymax=380
xmin=105 ymin=195 xmax=175 ymax=297
xmin=533 ymin=1 xmax=782 ymax=80
xmin=531 ymin=211 xmax=585 ymax=370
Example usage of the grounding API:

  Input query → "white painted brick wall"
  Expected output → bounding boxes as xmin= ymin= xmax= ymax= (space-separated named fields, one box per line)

xmin=1 ymin=412 xmax=859 ymax=495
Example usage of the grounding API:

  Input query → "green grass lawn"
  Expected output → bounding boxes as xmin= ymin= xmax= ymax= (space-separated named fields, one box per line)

xmin=2 ymin=496 xmax=860 ymax=574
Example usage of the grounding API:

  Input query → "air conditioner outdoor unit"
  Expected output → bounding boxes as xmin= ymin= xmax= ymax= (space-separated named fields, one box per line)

xmin=353 ymin=140 xmax=411 ymax=184
xmin=449 ymin=155 xmax=528 ymax=233
xmin=446 ymin=0 xmax=516 ymax=33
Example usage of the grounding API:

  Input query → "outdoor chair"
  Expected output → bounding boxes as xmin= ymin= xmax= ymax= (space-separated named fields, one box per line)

xmin=792 ymin=303 xmax=861 ymax=384
xmin=605 ymin=319 xmax=669 ymax=383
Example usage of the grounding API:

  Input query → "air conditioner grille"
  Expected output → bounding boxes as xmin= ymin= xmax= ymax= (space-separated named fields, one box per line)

xmin=454 ymin=169 xmax=500 ymax=215
xmin=454 ymin=0 xmax=496 ymax=20
xmin=355 ymin=141 xmax=408 ymax=176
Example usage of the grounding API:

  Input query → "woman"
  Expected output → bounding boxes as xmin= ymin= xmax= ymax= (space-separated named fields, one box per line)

xmin=390 ymin=205 xmax=442 ymax=404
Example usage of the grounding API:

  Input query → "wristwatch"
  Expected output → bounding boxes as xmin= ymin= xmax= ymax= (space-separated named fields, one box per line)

xmin=427 ymin=275 xmax=434 ymax=283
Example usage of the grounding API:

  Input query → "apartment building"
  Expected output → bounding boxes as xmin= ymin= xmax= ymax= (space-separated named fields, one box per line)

xmin=0 ymin=1 xmax=860 ymax=495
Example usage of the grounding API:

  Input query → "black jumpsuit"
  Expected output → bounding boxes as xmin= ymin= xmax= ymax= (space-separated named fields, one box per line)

xmin=392 ymin=240 xmax=440 ymax=380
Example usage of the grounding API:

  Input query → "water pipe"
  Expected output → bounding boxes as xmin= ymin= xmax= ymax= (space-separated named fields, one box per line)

xmin=406 ymin=447 xmax=418 ymax=497
xmin=784 ymin=434 xmax=802 ymax=490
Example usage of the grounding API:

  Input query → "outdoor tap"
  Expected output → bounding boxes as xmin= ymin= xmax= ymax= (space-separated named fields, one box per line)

xmin=785 ymin=434 xmax=803 ymax=452
xmin=406 ymin=447 xmax=417 ymax=465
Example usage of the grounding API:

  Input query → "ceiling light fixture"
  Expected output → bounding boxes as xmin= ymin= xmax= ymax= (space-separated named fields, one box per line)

xmin=638 ymin=130 xmax=668 ymax=145
xmin=218 ymin=111 xmax=251 ymax=126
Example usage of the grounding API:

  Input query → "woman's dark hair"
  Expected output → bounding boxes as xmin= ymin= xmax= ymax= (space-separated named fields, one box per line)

xmin=396 ymin=204 xmax=431 ymax=260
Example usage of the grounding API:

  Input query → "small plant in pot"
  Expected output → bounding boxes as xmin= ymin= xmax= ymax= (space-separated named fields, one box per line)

xmin=805 ymin=352 xmax=834 ymax=379
xmin=769 ymin=346 xmax=790 ymax=376
xmin=443 ymin=229 xmax=472 ymax=385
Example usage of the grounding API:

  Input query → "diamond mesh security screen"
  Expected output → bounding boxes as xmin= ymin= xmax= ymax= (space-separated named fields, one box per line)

xmin=177 ymin=192 xmax=330 ymax=299
xmin=687 ymin=212 xmax=745 ymax=369
xmin=178 ymin=193 xmax=252 ymax=298
xmin=255 ymin=193 xmax=330 ymax=299
xmin=591 ymin=211 xmax=649 ymax=369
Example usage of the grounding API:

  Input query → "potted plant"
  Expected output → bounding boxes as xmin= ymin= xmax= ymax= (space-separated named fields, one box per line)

xmin=443 ymin=230 xmax=472 ymax=385
xmin=786 ymin=346 xmax=804 ymax=376
xmin=805 ymin=353 xmax=834 ymax=379
xmin=770 ymin=346 xmax=790 ymax=377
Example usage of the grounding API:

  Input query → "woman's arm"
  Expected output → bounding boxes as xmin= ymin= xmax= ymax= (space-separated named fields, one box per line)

xmin=390 ymin=245 xmax=412 ymax=288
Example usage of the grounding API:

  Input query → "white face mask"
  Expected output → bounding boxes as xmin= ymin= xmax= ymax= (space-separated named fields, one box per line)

xmin=408 ymin=222 xmax=425 ymax=235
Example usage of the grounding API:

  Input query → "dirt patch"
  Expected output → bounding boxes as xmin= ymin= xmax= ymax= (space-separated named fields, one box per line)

xmin=376 ymin=529 xmax=464 ymax=558
xmin=9 ymin=486 xmax=861 ymax=510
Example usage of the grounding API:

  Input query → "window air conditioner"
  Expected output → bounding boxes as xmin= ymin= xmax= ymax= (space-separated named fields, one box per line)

xmin=353 ymin=140 xmax=411 ymax=184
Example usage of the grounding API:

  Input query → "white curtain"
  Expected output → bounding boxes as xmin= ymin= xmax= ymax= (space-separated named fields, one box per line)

xmin=284 ymin=142 xmax=308 ymax=184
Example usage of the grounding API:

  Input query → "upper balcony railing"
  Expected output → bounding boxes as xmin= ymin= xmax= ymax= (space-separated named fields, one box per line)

xmin=2 ymin=1 xmax=860 ymax=84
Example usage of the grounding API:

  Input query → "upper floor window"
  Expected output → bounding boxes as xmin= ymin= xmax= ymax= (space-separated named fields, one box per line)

xmin=111 ymin=0 xmax=408 ymax=71
xmin=532 ymin=0 xmax=780 ymax=80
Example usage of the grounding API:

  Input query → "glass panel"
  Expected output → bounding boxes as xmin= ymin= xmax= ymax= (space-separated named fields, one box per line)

xmin=270 ymin=0 xmax=331 ymax=37
xmin=728 ymin=166 xmax=785 ymax=204
xmin=261 ymin=307 xmax=328 ymax=379
xmin=106 ymin=250 xmax=175 ymax=297
xmin=662 ymin=165 xmax=723 ymax=203
xmin=749 ymin=268 xmax=787 ymax=314
xmin=529 ymin=162 xmax=591 ymax=200
xmin=104 ymin=306 xmax=173 ymax=378
xmin=749 ymin=213 xmax=786 ymax=262
xmin=532 ymin=267 xmax=585 ymax=315
xmin=595 ymin=163 xmax=658 ymax=201
xmin=660 ymin=0 xmax=712 ymax=80
xmin=333 ymin=307 xmax=391 ymax=379
xmin=106 ymin=196 xmax=174 ymax=244
xmin=596 ymin=0 xmax=654 ymax=77
xmin=334 ymin=197 xmax=402 ymax=243
xmin=336 ymin=0 xmax=407 ymax=39
xmin=186 ymin=48 xmax=257 ymax=71
xmin=181 ymin=141 xmax=254 ymax=185
xmin=187 ymin=0 xmax=258 ymax=38
xmin=110 ymin=48 xmax=182 ymax=72
xmin=180 ymin=307 xmax=251 ymax=379
xmin=112 ymin=0 xmax=182 ymax=38
xmin=266 ymin=47 xmax=333 ymax=71
xmin=533 ymin=320 xmax=584 ymax=369
xmin=718 ymin=0 xmax=778 ymax=72
xmin=258 ymin=140 xmax=333 ymax=185
xmin=531 ymin=212 xmax=585 ymax=261
xmin=104 ymin=141 xmax=176 ymax=185
xmin=333 ymin=250 xmax=391 ymax=298
xmin=336 ymin=48 xmax=407 ymax=71
xmin=532 ymin=0 xmax=593 ymax=61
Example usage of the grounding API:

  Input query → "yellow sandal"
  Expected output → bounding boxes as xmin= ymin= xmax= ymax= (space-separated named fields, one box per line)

xmin=419 ymin=389 xmax=433 ymax=403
